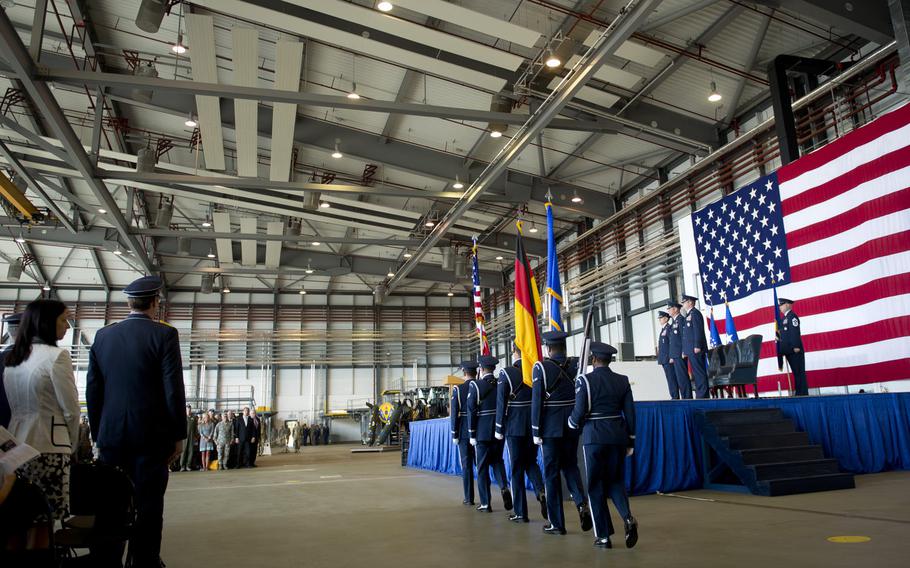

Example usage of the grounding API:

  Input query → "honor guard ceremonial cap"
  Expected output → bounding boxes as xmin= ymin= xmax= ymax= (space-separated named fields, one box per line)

xmin=541 ymin=330 xmax=569 ymax=345
xmin=778 ymin=297 xmax=794 ymax=305
xmin=681 ymin=294 xmax=698 ymax=303
xmin=459 ymin=361 xmax=479 ymax=372
xmin=124 ymin=275 xmax=164 ymax=298
xmin=479 ymin=355 xmax=498 ymax=368
xmin=666 ymin=301 xmax=682 ymax=309
xmin=590 ymin=342 xmax=617 ymax=358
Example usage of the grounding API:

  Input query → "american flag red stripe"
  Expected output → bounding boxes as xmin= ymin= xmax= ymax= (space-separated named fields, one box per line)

xmin=688 ymin=102 xmax=910 ymax=391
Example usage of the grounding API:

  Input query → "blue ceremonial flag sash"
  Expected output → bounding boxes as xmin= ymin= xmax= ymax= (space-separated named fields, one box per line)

xmin=545 ymin=202 xmax=563 ymax=332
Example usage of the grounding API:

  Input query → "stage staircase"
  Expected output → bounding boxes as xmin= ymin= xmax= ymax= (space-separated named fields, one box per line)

xmin=695 ymin=408 xmax=855 ymax=496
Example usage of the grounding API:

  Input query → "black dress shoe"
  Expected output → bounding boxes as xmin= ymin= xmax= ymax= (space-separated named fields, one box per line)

xmin=462 ymin=500 xmax=475 ymax=506
xmin=537 ymin=494 xmax=549 ymax=521
xmin=508 ymin=514 xmax=529 ymax=523
xmin=594 ymin=537 xmax=612 ymax=549
xmin=624 ymin=516 xmax=638 ymax=549
xmin=578 ymin=503 xmax=593 ymax=532
xmin=542 ymin=524 xmax=566 ymax=535
xmin=501 ymin=488 xmax=513 ymax=511
xmin=476 ymin=504 xmax=492 ymax=513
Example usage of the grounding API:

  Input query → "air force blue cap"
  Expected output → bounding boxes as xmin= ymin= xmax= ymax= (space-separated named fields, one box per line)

xmin=479 ymin=355 xmax=498 ymax=369
xmin=541 ymin=330 xmax=569 ymax=346
xmin=459 ymin=360 xmax=479 ymax=372
xmin=666 ymin=301 xmax=682 ymax=309
xmin=590 ymin=342 xmax=617 ymax=359
xmin=681 ymin=294 xmax=698 ymax=303
xmin=778 ymin=297 xmax=794 ymax=305
xmin=124 ymin=275 xmax=164 ymax=298
xmin=658 ymin=311 xmax=669 ymax=319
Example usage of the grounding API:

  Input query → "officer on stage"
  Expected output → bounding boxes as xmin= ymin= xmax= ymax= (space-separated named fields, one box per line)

xmin=467 ymin=355 xmax=512 ymax=513
xmin=779 ymin=298 xmax=808 ymax=396
xmin=532 ymin=331 xmax=592 ymax=535
xmin=681 ymin=294 xmax=709 ymax=398
xmin=666 ymin=302 xmax=692 ymax=398
xmin=495 ymin=342 xmax=547 ymax=523
xmin=655 ymin=311 xmax=677 ymax=399
xmin=86 ymin=275 xmax=187 ymax=568
xmin=451 ymin=361 xmax=478 ymax=506
xmin=569 ymin=342 xmax=638 ymax=549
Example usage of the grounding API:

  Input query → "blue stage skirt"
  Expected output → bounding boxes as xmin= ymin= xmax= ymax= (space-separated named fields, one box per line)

xmin=407 ymin=394 xmax=910 ymax=496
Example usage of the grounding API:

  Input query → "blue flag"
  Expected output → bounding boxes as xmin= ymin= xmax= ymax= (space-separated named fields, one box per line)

xmin=724 ymin=302 xmax=739 ymax=343
xmin=708 ymin=306 xmax=722 ymax=349
xmin=545 ymin=202 xmax=563 ymax=332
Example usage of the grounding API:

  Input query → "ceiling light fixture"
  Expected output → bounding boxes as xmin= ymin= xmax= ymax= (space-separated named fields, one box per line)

xmin=171 ymin=33 xmax=187 ymax=55
xmin=424 ymin=220 xmax=435 ymax=227
xmin=708 ymin=81 xmax=722 ymax=103
xmin=495 ymin=255 xmax=504 ymax=261
xmin=222 ymin=287 xmax=231 ymax=294
xmin=387 ymin=268 xmax=396 ymax=278
xmin=377 ymin=1 xmax=393 ymax=11
xmin=331 ymin=141 xmax=343 ymax=159
xmin=571 ymin=192 xmax=583 ymax=204
xmin=489 ymin=129 xmax=503 ymax=138
xmin=113 ymin=245 xmax=123 ymax=256
xmin=14 ymin=230 xmax=26 ymax=244
xmin=452 ymin=175 xmax=464 ymax=190
xmin=347 ymin=83 xmax=360 ymax=100
xmin=42 ymin=282 xmax=51 ymax=291
xmin=201 ymin=216 xmax=212 ymax=228
xmin=305 ymin=264 xmax=314 ymax=274
xmin=403 ymin=252 xmax=413 ymax=258
xmin=529 ymin=224 xmax=539 ymax=233
xmin=319 ymin=200 xmax=331 ymax=208
xmin=299 ymin=289 xmax=307 ymax=295
xmin=207 ymin=248 xmax=216 ymax=259
xmin=98 ymin=208 xmax=107 ymax=214
xmin=184 ymin=113 xmax=198 ymax=128
xmin=545 ymin=51 xmax=561 ymax=68
xmin=447 ymin=289 xmax=454 ymax=297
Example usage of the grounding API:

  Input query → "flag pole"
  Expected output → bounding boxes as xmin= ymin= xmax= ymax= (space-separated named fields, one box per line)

xmin=784 ymin=358 xmax=793 ymax=396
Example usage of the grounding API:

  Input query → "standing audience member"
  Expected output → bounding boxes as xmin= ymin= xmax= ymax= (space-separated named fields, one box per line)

xmin=86 ymin=275 xmax=186 ymax=568
xmin=3 ymin=300 xmax=79 ymax=521
xmin=234 ymin=407 xmax=257 ymax=468
xmin=250 ymin=409 xmax=261 ymax=465
xmin=322 ymin=422 xmax=330 ymax=445
xmin=311 ymin=423 xmax=321 ymax=446
xmin=180 ymin=405 xmax=197 ymax=471
xmin=214 ymin=412 xmax=233 ymax=470
xmin=77 ymin=416 xmax=93 ymax=463
xmin=292 ymin=422 xmax=302 ymax=453
xmin=198 ymin=414 xmax=214 ymax=471
xmin=0 ymin=312 xmax=23 ymax=429
xmin=226 ymin=410 xmax=238 ymax=468
xmin=302 ymin=422 xmax=310 ymax=446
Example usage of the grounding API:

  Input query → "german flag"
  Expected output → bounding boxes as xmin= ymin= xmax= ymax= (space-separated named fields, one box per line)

xmin=514 ymin=220 xmax=542 ymax=387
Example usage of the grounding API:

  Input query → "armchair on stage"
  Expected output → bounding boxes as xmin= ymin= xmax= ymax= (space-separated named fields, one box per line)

xmin=707 ymin=334 xmax=762 ymax=398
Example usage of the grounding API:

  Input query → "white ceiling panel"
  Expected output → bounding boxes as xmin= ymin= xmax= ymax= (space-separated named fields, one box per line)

xmin=232 ymin=27 xmax=260 ymax=177
xmin=582 ymin=31 xmax=666 ymax=67
xmin=564 ymin=55 xmax=643 ymax=90
xmin=548 ymin=78 xmax=621 ymax=109
xmin=193 ymin=0 xmax=507 ymax=92
xmin=185 ymin=14 xmax=226 ymax=171
xmin=213 ymin=211 xmax=234 ymax=264
xmin=393 ymin=0 xmax=542 ymax=49
xmin=270 ymin=39 xmax=304 ymax=182
xmin=239 ymin=217 xmax=257 ymax=266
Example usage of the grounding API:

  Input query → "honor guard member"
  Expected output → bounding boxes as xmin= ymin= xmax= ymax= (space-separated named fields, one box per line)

xmin=655 ymin=311 xmax=678 ymax=399
xmin=86 ymin=275 xmax=187 ymax=568
xmin=532 ymin=331 xmax=592 ymax=535
xmin=467 ymin=355 xmax=512 ymax=513
xmin=495 ymin=342 xmax=547 ymax=523
xmin=0 ymin=312 xmax=22 ymax=428
xmin=569 ymin=342 xmax=638 ymax=549
xmin=680 ymin=295 xmax=709 ymax=398
xmin=451 ymin=361 xmax=478 ymax=505
xmin=666 ymin=302 xmax=692 ymax=398
xmin=779 ymin=298 xmax=808 ymax=396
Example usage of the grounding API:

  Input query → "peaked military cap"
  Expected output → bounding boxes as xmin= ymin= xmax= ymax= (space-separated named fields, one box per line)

xmin=657 ymin=311 xmax=669 ymax=319
xmin=666 ymin=301 xmax=682 ymax=309
xmin=778 ymin=297 xmax=794 ymax=305
xmin=590 ymin=342 xmax=617 ymax=358
xmin=459 ymin=360 xmax=479 ymax=372
xmin=479 ymin=355 xmax=498 ymax=368
xmin=681 ymin=294 xmax=698 ymax=303
xmin=3 ymin=312 xmax=22 ymax=325
xmin=124 ymin=275 xmax=164 ymax=298
xmin=541 ymin=330 xmax=569 ymax=345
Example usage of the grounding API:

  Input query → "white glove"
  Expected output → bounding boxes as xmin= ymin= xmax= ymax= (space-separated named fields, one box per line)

xmin=626 ymin=447 xmax=635 ymax=457
xmin=452 ymin=438 xmax=459 ymax=445
xmin=533 ymin=436 xmax=543 ymax=446
xmin=494 ymin=432 xmax=504 ymax=440
xmin=469 ymin=438 xmax=477 ymax=446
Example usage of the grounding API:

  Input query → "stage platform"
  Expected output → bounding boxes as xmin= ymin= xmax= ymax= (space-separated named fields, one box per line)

xmin=406 ymin=393 xmax=910 ymax=496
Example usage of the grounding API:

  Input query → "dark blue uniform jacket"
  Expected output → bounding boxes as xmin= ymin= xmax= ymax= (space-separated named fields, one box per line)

xmin=495 ymin=363 xmax=532 ymax=438
xmin=467 ymin=373 xmax=498 ymax=442
xmin=568 ymin=366 xmax=635 ymax=446
xmin=531 ymin=356 xmax=578 ymax=438
xmin=450 ymin=379 xmax=474 ymax=440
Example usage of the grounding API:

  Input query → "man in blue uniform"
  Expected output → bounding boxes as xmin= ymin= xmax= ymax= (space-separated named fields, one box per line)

xmin=495 ymin=342 xmax=547 ymax=523
xmin=779 ymin=298 xmax=808 ymax=396
xmin=569 ymin=342 xmax=638 ymax=549
xmin=450 ymin=361 xmax=477 ymax=506
xmin=655 ymin=311 xmax=678 ymax=399
xmin=681 ymin=294 xmax=709 ymax=398
xmin=0 ymin=312 xmax=22 ymax=428
xmin=87 ymin=276 xmax=186 ymax=568
xmin=666 ymin=302 xmax=691 ymax=399
xmin=532 ymin=331 xmax=592 ymax=535
xmin=467 ymin=355 xmax=512 ymax=513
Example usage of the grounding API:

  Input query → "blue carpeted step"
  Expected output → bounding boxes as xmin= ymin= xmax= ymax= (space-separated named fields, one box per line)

xmin=760 ymin=473 xmax=856 ymax=496
xmin=702 ymin=408 xmax=784 ymax=425
xmin=726 ymin=431 xmax=809 ymax=450
xmin=739 ymin=445 xmax=825 ymax=464
xmin=751 ymin=458 xmax=841 ymax=480
xmin=715 ymin=419 xmax=796 ymax=437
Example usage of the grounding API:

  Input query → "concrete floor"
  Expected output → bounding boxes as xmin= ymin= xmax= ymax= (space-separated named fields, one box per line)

xmin=162 ymin=445 xmax=910 ymax=567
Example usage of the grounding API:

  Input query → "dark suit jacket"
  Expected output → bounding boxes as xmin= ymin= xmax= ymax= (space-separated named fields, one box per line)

xmin=86 ymin=313 xmax=186 ymax=456
xmin=0 ymin=345 xmax=11 ymax=428
xmin=234 ymin=416 xmax=257 ymax=443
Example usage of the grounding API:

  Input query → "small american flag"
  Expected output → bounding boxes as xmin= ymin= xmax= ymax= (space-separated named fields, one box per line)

xmin=472 ymin=238 xmax=491 ymax=356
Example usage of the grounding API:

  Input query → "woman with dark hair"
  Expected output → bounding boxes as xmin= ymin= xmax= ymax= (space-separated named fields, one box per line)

xmin=2 ymin=299 xmax=78 ymax=521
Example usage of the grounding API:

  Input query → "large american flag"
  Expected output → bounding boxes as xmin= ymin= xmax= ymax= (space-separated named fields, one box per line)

xmin=681 ymin=103 xmax=910 ymax=391
xmin=472 ymin=239 xmax=491 ymax=356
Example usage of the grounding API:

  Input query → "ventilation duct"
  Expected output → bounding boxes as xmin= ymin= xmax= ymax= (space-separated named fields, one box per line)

xmin=453 ymin=254 xmax=467 ymax=279
xmin=302 ymin=191 xmax=321 ymax=211
xmin=200 ymin=273 xmax=214 ymax=294
xmin=374 ymin=283 xmax=388 ymax=305
xmin=176 ymin=237 xmax=191 ymax=256
xmin=131 ymin=61 xmax=158 ymax=103
xmin=135 ymin=0 xmax=168 ymax=33
xmin=153 ymin=197 xmax=173 ymax=229
xmin=487 ymin=93 xmax=512 ymax=136
xmin=441 ymin=246 xmax=454 ymax=271
xmin=136 ymin=147 xmax=156 ymax=173
xmin=6 ymin=257 xmax=22 ymax=282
